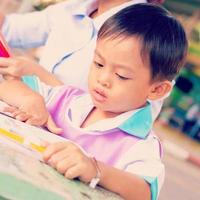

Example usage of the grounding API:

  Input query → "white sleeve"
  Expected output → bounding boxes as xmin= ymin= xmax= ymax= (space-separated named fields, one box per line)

xmin=115 ymin=135 xmax=165 ymax=200
xmin=1 ymin=0 xmax=77 ymax=48
xmin=2 ymin=10 xmax=50 ymax=48
xmin=21 ymin=75 xmax=63 ymax=103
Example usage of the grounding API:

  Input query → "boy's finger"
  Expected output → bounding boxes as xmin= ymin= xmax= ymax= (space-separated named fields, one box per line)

xmin=64 ymin=164 xmax=81 ymax=180
xmin=12 ymin=110 xmax=25 ymax=118
xmin=25 ymin=117 xmax=40 ymax=126
xmin=43 ymin=142 xmax=69 ymax=162
xmin=55 ymin=154 xmax=76 ymax=174
xmin=16 ymin=113 xmax=30 ymax=122
xmin=45 ymin=115 xmax=62 ymax=135
xmin=40 ymin=140 xmax=49 ymax=147
xmin=3 ymin=106 xmax=17 ymax=113
xmin=48 ymin=149 xmax=72 ymax=169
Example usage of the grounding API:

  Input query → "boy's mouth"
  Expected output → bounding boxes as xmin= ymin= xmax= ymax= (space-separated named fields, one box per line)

xmin=92 ymin=88 xmax=107 ymax=102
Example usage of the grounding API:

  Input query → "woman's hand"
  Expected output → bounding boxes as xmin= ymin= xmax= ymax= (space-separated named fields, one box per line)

xmin=0 ymin=56 xmax=63 ymax=86
xmin=0 ymin=12 xmax=5 ymax=29
xmin=0 ymin=56 xmax=39 ymax=78
xmin=43 ymin=142 xmax=97 ymax=183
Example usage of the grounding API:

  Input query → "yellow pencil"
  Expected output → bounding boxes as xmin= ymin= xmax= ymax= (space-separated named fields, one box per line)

xmin=0 ymin=128 xmax=46 ymax=153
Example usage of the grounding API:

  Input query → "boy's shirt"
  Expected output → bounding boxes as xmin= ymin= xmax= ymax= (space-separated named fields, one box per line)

xmin=23 ymin=77 xmax=165 ymax=200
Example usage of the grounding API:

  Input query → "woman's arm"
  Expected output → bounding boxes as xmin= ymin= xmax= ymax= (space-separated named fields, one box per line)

xmin=0 ymin=12 xmax=5 ymax=30
xmin=1 ymin=1 xmax=76 ymax=49
xmin=1 ymin=10 xmax=50 ymax=48
xmin=29 ymin=60 xmax=63 ymax=86
xmin=0 ymin=57 xmax=63 ymax=86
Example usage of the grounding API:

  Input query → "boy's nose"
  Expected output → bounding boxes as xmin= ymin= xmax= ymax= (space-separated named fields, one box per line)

xmin=97 ymin=74 xmax=111 ymax=88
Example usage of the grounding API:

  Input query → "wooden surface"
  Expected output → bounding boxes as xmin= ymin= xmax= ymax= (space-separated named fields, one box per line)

xmin=0 ymin=143 xmax=122 ymax=200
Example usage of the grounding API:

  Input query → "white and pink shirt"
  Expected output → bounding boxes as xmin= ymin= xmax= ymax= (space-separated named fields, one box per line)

xmin=23 ymin=77 xmax=165 ymax=200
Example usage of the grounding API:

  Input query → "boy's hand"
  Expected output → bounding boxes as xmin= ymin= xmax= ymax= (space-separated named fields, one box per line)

xmin=43 ymin=142 xmax=97 ymax=183
xmin=45 ymin=115 xmax=62 ymax=134
xmin=4 ymin=94 xmax=49 ymax=125
xmin=4 ymin=103 xmax=62 ymax=135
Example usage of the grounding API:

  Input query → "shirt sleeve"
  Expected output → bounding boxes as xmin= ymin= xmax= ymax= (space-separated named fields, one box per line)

xmin=21 ymin=75 xmax=62 ymax=103
xmin=115 ymin=135 xmax=165 ymax=200
xmin=1 ymin=0 xmax=77 ymax=48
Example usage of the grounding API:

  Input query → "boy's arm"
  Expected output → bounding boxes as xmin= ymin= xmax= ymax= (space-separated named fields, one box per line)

xmin=0 ymin=79 xmax=61 ymax=133
xmin=97 ymin=161 xmax=151 ymax=200
xmin=43 ymin=142 xmax=152 ymax=200
xmin=0 ymin=79 xmax=44 ymax=108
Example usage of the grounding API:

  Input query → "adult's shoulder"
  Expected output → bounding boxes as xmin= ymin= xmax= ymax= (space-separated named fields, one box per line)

xmin=45 ymin=0 xmax=86 ymax=13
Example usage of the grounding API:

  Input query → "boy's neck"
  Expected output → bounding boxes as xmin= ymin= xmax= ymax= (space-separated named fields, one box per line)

xmin=91 ymin=0 xmax=131 ymax=18
xmin=80 ymin=107 xmax=119 ymax=128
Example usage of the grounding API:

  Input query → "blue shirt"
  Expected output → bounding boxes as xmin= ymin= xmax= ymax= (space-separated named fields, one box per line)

xmin=2 ymin=0 xmax=146 ymax=89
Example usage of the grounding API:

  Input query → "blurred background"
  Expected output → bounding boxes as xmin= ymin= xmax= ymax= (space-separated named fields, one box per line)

xmin=0 ymin=0 xmax=200 ymax=199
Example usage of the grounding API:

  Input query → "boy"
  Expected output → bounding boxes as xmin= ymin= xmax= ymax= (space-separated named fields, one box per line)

xmin=0 ymin=4 xmax=187 ymax=200
xmin=0 ymin=0 xmax=166 ymax=122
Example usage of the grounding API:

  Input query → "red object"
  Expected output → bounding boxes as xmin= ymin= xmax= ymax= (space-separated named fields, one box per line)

xmin=0 ymin=33 xmax=11 ymax=57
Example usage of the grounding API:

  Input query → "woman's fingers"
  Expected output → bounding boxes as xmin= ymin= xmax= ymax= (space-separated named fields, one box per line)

xmin=0 ymin=57 xmax=13 ymax=67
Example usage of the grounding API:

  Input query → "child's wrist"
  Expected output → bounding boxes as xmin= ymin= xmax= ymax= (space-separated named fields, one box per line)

xmin=89 ymin=157 xmax=101 ymax=188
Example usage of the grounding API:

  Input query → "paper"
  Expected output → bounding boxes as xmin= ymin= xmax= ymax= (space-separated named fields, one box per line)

xmin=0 ymin=101 xmax=67 ymax=160
xmin=0 ymin=102 xmax=123 ymax=200
xmin=0 ymin=144 xmax=123 ymax=200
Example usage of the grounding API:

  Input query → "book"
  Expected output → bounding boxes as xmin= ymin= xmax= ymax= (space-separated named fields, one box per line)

xmin=0 ymin=101 xmax=67 ymax=161
xmin=0 ymin=102 xmax=123 ymax=199
xmin=0 ymin=32 xmax=11 ymax=57
xmin=0 ymin=143 xmax=122 ymax=200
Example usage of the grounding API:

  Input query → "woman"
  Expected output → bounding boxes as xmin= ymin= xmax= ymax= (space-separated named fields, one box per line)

xmin=0 ymin=0 xmax=164 ymax=87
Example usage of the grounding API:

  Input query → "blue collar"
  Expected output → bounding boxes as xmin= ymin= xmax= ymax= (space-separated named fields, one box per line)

xmin=21 ymin=78 xmax=153 ymax=138
xmin=118 ymin=103 xmax=153 ymax=139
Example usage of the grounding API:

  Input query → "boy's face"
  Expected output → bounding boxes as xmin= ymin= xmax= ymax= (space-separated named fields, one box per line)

xmin=88 ymin=36 xmax=155 ymax=114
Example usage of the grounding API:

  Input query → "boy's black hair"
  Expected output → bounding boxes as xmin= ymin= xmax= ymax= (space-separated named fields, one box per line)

xmin=98 ymin=4 xmax=188 ymax=81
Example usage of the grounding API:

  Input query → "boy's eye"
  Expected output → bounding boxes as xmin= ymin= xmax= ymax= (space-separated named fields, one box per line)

xmin=116 ymin=74 xmax=129 ymax=80
xmin=94 ymin=61 xmax=104 ymax=68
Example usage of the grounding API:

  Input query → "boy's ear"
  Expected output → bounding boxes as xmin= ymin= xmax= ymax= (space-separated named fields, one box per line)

xmin=147 ymin=80 xmax=172 ymax=100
